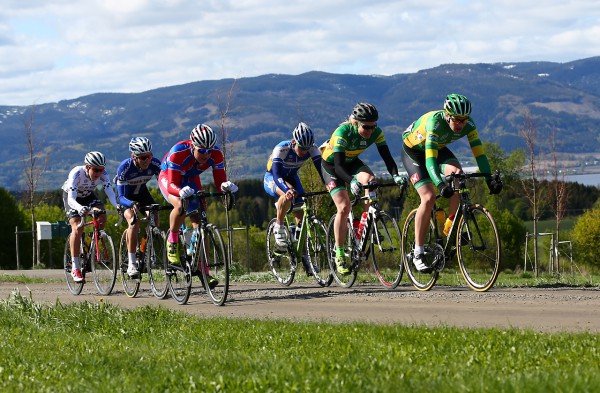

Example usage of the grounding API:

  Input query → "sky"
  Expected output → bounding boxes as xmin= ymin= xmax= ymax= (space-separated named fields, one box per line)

xmin=1 ymin=0 xmax=599 ymax=106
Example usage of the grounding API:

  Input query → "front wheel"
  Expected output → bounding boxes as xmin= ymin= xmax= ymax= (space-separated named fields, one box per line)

xmin=371 ymin=212 xmax=404 ymax=289
xmin=63 ymin=234 xmax=84 ymax=295
xmin=402 ymin=209 xmax=439 ymax=291
xmin=119 ymin=230 xmax=140 ymax=298
xmin=326 ymin=214 xmax=358 ymax=288
xmin=266 ymin=219 xmax=296 ymax=286
xmin=147 ymin=227 xmax=169 ymax=299
xmin=305 ymin=218 xmax=333 ymax=287
xmin=199 ymin=225 xmax=229 ymax=306
xmin=457 ymin=204 xmax=501 ymax=292
xmin=91 ymin=231 xmax=117 ymax=296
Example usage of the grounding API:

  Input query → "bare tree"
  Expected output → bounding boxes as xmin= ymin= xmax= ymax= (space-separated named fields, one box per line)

xmin=215 ymin=79 xmax=238 ymax=180
xmin=22 ymin=105 xmax=47 ymax=267
xmin=520 ymin=112 xmax=544 ymax=276
xmin=548 ymin=130 xmax=569 ymax=273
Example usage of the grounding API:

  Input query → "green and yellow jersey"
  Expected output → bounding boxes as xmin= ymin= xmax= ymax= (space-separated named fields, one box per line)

xmin=322 ymin=122 xmax=387 ymax=164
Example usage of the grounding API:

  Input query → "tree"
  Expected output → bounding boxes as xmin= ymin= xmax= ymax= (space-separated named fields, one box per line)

xmin=0 ymin=188 xmax=28 ymax=269
xmin=571 ymin=206 xmax=600 ymax=269
xmin=547 ymin=130 xmax=569 ymax=273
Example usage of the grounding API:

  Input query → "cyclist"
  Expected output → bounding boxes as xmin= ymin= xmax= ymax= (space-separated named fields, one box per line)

xmin=401 ymin=93 xmax=502 ymax=272
xmin=61 ymin=151 xmax=118 ymax=283
xmin=321 ymin=102 xmax=404 ymax=275
xmin=159 ymin=124 xmax=238 ymax=288
xmin=114 ymin=136 xmax=162 ymax=278
xmin=263 ymin=122 xmax=325 ymax=275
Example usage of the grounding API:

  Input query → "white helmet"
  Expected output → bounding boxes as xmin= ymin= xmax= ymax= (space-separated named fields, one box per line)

xmin=84 ymin=151 xmax=106 ymax=167
xmin=292 ymin=122 xmax=314 ymax=148
xmin=129 ymin=136 xmax=152 ymax=155
xmin=190 ymin=124 xmax=217 ymax=149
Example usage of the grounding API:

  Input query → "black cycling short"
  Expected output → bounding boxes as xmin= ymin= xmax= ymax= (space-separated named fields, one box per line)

xmin=401 ymin=143 xmax=460 ymax=189
xmin=321 ymin=159 xmax=372 ymax=196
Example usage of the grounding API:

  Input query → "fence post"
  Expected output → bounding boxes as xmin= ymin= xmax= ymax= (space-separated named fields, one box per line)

xmin=246 ymin=224 xmax=250 ymax=274
xmin=15 ymin=226 xmax=20 ymax=270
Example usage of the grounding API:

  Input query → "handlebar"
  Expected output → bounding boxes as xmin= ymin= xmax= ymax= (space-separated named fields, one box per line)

xmin=436 ymin=171 xmax=502 ymax=198
xmin=350 ymin=181 xmax=407 ymax=207
xmin=284 ymin=189 xmax=330 ymax=214
xmin=179 ymin=189 xmax=235 ymax=216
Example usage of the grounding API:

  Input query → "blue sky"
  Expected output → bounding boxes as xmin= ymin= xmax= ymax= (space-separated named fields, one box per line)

xmin=0 ymin=0 xmax=598 ymax=106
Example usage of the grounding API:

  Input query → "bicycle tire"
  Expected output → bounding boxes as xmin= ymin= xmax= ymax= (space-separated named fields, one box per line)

xmin=63 ymin=234 xmax=84 ymax=295
xmin=457 ymin=204 xmax=501 ymax=292
xmin=166 ymin=231 xmax=192 ymax=305
xmin=371 ymin=212 xmax=404 ymax=289
xmin=402 ymin=208 xmax=439 ymax=291
xmin=265 ymin=218 xmax=296 ymax=286
xmin=148 ymin=227 xmax=169 ymax=299
xmin=305 ymin=217 xmax=333 ymax=287
xmin=119 ymin=231 xmax=140 ymax=298
xmin=199 ymin=225 xmax=229 ymax=306
xmin=91 ymin=230 xmax=117 ymax=296
xmin=327 ymin=214 xmax=358 ymax=288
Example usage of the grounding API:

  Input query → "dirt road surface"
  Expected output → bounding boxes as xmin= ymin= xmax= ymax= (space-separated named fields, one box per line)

xmin=2 ymin=269 xmax=600 ymax=333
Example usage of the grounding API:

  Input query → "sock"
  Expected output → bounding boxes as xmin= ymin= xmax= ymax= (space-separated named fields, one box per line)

xmin=414 ymin=245 xmax=424 ymax=256
xmin=335 ymin=246 xmax=344 ymax=258
xmin=128 ymin=252 xmax=136 ymax=266
xmin=72 ymin=257 xmax=80 ymax=270
xmin=168 ymin=230 xmax=179 ymax=243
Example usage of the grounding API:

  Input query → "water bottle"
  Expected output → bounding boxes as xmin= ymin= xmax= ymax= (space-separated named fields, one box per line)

xmin=435 ymin=208 xmax=446 ymax=227
xmin=443 ymin=214 xmax=455 ymax=237
xmin=187 ymin=229 xmax=198 ymax=256
xmin=356 ymin=212 xmax=368 ymax=239
xmin=182 ymin=226 xmax=193 ymax=255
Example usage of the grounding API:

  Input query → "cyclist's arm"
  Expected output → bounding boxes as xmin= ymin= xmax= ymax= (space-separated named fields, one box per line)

xmin=271 ymin=161 xmax=291 ymax=193
xmin=309 ymin=149 xmax=326 ymax=185
xmin=424 ymin=132 xmax=445 ymax=187
xmin=376 ymin=144 xmax=399 ymax=177
xmin=466 ymin=128 xmax=492 ymax=176
xmin=115 ymin=182 xmax=136 ymax=208
xmin=101 ymin=179 xmax=118 ymax=208
xmin=332 ymin=151 xmax=354 ymax=183
xmin=64 ymin=167 xmax=86 ymax=212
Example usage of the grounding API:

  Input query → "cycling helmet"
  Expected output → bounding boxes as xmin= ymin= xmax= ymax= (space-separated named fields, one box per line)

xmin=190 ymin=124 xmax=217 ymax=149
xmin=292 ymin=122 xmax=314 ymax=148
xmin=444 ymin=94 xmax=472 ymax=117
xmin=352 ymin=102 xmax=379 ymax=122
xmin=84 ymin=151 xmax=106 ymax=167
xmin=129 ymin=136 xmax=152 ymax=156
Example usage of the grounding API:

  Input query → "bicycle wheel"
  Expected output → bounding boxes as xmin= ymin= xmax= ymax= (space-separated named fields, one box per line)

xmin=265 ymin=218 xmax=296 ymax=286
xmin=198 ymin=225 xmax=229 ymax=306
xmin=370 ymin=212 xmax=403 ymax=289
xmin=119 ymin=230 xmax=140 ymax=298
xmin=166 ymin=232 xmax=192 ymax=305
xmin=457 ymin=204 xmax=501 ymax=292
xmin=63 ymin=234 xmax=84 ymax=295
xmin=402 ymin=209 xmax=439 ymax=291
xmin=147 ymin=227 xmax=169 ymax=299
xmin=327 ymin=214 xmax=358 ymax=288
xmin=91 ymin=230 xmax=117 ymax=296
xmin=305 ymin=217 xmax=333 ymax=287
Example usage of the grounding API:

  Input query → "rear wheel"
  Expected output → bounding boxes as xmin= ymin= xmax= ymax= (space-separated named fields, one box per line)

xmin=327 ymin=214 xmax=358 ymax=288
xmin=166 ymin=232 xmax=192 ymax=305
xmin=63 ymin=234 xmax=84 ymax=295
xmin=371 ymin=212 xmax=403 ymax=289
xmin=148 ymin=227 xmax=169 ymax=299
xmin=91 ymin=231 xmax=117 ymax=296
xmin=199 ymin=225 xmax=229 ymax=306
xmin=266 ymin=219 xmax=296 ymax=286
xmin=305 ymin=218 xmax=333 ymax=287
xmin=457 ymin=204 xmax=501 ymax=292
xmin=119 ymin=231 xmax=140 ymax=298
xmin=402 ymin=209 xmax=439 ymax=291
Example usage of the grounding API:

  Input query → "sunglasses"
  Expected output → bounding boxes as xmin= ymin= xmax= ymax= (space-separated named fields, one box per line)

xmin=90 ymin=166 xmax=104 ymax=173
xmin=359 ymin=122 xmax=377 ymax=131
xmin=136 ymin=154 xmax=153 ymax=161
xmin=450 ymin=116 xmax=469 ymax=124
xmin=196 ymin=148 xmax=213 ymax=154
xmin=297 ymin=145 xmax=311 ymax=152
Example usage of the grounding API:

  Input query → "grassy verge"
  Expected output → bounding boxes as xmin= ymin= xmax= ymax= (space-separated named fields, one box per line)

xmin=2 ymin=291 xmax=600 ymax=392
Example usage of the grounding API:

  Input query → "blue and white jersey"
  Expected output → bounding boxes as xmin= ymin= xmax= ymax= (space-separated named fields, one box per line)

xmin=265 ymin=140 xmax=322 ymax=193
xmin=114 ymin=157 xmax=161 ymax=208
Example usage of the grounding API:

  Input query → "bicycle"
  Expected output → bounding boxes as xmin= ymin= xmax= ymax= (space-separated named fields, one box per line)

xmin=326 ymin=180 xmax=407 ymax=289
xmin=265 ymin=190 xmax=332 ymax=287
xmin=166 ymin=189 xmax=233 ymax=306
xmin=401 ymin=171 xmax=502 ymax=292
xmin=63 ymin=208 xmax=117 ymax=296
xmin=118 ymin=204 xmax=171 ymax=299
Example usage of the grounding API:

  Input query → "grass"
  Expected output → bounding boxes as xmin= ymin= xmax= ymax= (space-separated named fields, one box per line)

xmin=2 ymin=291 xmax=600 ymax=392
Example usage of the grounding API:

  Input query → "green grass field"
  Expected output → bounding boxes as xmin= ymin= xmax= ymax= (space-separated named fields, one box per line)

xmin=2 ymin=291 xmax=600 ymax=392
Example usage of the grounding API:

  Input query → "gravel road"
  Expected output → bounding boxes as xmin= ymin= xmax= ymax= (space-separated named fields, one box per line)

xmin=2 ymin=269 xmax=600 ymax=333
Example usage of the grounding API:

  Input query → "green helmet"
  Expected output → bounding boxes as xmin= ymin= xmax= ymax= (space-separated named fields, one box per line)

xmin=444 ymin=94 xmax=472 ymax=117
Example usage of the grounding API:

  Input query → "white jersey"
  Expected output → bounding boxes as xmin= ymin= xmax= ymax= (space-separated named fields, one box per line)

xmin=61 ymin=165 xmax=118 ymax=211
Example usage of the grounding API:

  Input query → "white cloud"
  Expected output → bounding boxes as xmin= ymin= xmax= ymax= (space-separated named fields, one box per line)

xmin=0 ymin=0 xmax=598 ymax=105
